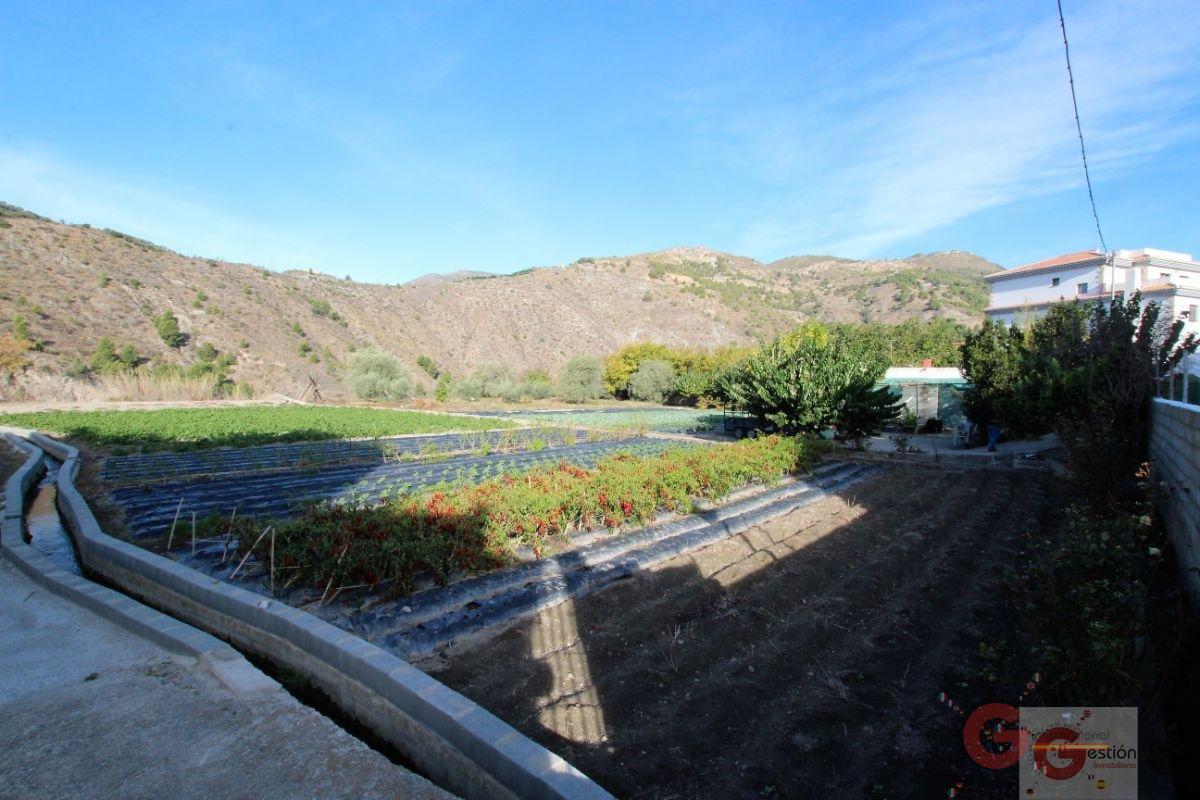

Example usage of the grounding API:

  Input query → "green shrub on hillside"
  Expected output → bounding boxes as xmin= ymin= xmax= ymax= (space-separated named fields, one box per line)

xmin=346 ymin=347 xmax=412 ymax=401
xmin=416 ymin=354 xmax=440 ymax=379
xmin=435 ymin=372 xmax=452 ymax=402
xmin=90 ymin=338 xmax=123 ymax=375
xmin=154 ymin=310 xmax=184 ymax=348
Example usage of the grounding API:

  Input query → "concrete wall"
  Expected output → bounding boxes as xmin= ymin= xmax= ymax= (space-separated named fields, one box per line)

xmin=24 ymin=431 xmax=613 ymax=800
xmin=988 ymin=263 xmax=1108 ymax=310
xmin=1149 ymin=399 xmax=1200 ymax=607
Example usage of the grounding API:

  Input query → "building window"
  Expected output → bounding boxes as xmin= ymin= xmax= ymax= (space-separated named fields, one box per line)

xmin=1190 ymin=304 xmax=1199 ymax=321
xmin=1077 ymin=282 xmax=1089 ymax=295
xmin=1051 ymin=277 xmax=1060 ymax=287
xmin=1161 ymin=272 xmax=1173 ymax=280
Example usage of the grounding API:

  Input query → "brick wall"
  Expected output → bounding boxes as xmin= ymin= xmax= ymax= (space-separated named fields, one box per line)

xmin=1150 ymin=399 xmax=1200 ymax=608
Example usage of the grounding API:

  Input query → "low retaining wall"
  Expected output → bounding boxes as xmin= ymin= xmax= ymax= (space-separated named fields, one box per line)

xmin=1 ymin=433 xmax=240 ymax=665
xmin=24 ymin=431 xmax=613 ymax=800
xmin=1150 ymin=399 xmax=1200 ymax=607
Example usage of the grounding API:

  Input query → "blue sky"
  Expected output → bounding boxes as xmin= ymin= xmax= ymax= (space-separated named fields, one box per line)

xmin=2 ymin=1 xmax=1198 ymax=282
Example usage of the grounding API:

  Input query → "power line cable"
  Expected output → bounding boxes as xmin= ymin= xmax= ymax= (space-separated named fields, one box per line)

xmin=1056 ymin=0 xmax=1107 ymax=254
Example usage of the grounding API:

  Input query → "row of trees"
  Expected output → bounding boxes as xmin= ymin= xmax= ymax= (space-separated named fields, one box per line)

xmin=961 ymin=294 xmax=1197 ymax=508
xmin=348 ymin=350 xmax=608 ymax=404
xmin=601 ymin=319 xmax=967 ymax=405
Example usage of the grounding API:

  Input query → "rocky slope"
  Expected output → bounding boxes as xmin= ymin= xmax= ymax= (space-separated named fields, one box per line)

xmin=0 ymin=203 xmax=996 ymax=397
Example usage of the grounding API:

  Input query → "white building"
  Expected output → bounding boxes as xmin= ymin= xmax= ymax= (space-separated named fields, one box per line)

xmin=984 ymin=248 xmax=1200 ymax=336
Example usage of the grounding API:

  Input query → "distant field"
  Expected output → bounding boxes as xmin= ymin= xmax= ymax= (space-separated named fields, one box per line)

xmin=0 ymin=405 xmax=513 ymax=451
xmin=504 ymin=408 xmax=724 ymax=432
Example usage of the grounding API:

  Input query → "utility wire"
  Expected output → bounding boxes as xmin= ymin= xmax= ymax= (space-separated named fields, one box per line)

xmin=1057 ymin=0 xmax=1107 ymax=254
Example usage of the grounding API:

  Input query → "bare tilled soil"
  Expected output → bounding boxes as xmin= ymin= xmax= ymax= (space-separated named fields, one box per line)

xmin=429 ymin=466 xmax=1065 ymax=799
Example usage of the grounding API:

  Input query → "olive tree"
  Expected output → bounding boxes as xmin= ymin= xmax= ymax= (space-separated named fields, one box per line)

xmin=626 ymin=359 xmax=675 ymax=403
xmin=558 ymin=356 xmax=604 ymax=403
xmin=346 ymin=348 xmax=412 ymax=401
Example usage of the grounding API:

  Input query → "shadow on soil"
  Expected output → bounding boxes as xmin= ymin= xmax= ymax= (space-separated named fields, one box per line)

xmin=430 ymin=467 xmax=1197 ymax=800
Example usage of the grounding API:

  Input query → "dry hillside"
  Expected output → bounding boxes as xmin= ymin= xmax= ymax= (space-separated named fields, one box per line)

xmin=0 ymin=203 xmax=996 ymax=398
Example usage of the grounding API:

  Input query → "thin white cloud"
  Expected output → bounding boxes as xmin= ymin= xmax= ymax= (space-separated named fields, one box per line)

xmin=682 ymin=0 xmax=1200 ymax=258
xmin=0 ymin=144 xmax=335 ymax=270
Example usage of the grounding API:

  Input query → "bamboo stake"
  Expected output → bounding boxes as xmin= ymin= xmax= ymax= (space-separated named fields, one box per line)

xmin=269 ymin=527 xmax=276 ymax=594
xmin=219 ymin=506 xmax=238 ymax=564
xmin=166 ymin=498 xmax=183 ymax=551
xmin=229 ymin=526 xmax=272 ymax=581
xmin=191 ymin=512 xmax=197 ymax=556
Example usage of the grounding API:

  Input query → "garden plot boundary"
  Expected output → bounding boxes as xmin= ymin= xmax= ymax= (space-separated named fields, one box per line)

xmin=19 ymin=429 xmax=614 ymax=800
xmin=0 ymin=432 xmax=272 ymax=695
xmin=366 ymin=460 xmax=881 ymax=660
xmin=101 ymin=426 xmax=590 ymax=486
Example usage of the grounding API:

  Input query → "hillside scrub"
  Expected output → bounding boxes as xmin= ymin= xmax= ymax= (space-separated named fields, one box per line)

xmin=154 ymin=310 xmax=184 ymax=348
xmin=346 ymin=347 xmax=412 ymax=400
xmin=0 ymin=405 xmax=513 ymax=451
xmin=236 ymin=435 xmax=824 ymax=594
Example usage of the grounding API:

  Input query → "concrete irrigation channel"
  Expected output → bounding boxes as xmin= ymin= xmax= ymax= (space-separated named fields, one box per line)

xmin=109 ymin=433 xmax=689 ymax=539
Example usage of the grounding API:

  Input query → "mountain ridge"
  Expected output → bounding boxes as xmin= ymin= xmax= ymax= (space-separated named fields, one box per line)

xmin=0 ymin=202 xmax=997 ymax=398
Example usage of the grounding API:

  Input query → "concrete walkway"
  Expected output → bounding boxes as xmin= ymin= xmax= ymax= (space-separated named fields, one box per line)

xmin=865 ymin=431 xmax=1061 ymax=458
xmin=0 ymin=559 xmax=453 ymax=800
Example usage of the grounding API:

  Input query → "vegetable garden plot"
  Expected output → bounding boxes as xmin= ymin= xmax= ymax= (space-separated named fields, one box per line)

xmin=111 ymin=436 xmax=686 ymax=538
xmin=102 ymin=427 xmax=590 ymax=485
xmin=0 ymin=405 xmax=511 ymax=451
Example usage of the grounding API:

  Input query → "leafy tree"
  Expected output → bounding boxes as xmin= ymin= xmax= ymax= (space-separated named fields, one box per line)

xmin=470 ymin=362 xmax=514 ymax=397
xmin=724 ymin=324 xmax=899 ymax=437
xmin=346 ymin=348 xmax=412 ymax=401
xmin=558 ymin=356 xmax=604 ymax=403
xmin=154 ymin=310 xmax=184 ymax=348
xmin=452 ymin=376 xmax=484 ymax=401
xmin=196 ymin=342 xmax=218 ymax=362
xmin=960 ymin=320 xmax=1027 ymax=430
xmin=603 ymin=342 xmax=672 ymax=396
xmin=828 ymin=318 xmax=969 ymax=368
xmin=519 ymin=369 xmax=554 ymax=400
xmin=627 ymin=359 xmax=675 ymax=403
xmin=1040 ymin=294 xmax=1196 ymax=508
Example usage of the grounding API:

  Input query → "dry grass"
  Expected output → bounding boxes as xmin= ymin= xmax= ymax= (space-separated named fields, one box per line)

xmin=0 ymin=370 xmax=226 ymax=403
xmin=95 ymin=373 xmax=225 ymax=402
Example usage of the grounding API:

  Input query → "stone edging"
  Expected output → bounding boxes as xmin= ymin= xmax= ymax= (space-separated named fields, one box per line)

xmin=1 ymin=433 xmax=256 ymax=681
xmin=21 ymin=430 xmax=613 ymax=800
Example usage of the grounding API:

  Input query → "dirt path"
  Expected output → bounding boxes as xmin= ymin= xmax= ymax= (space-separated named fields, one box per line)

xmin=429 ymin=466 xmax=1064 ymax=799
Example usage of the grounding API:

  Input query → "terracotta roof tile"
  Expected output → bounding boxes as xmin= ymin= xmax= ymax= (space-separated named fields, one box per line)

xmin=984 ymin=250 xmax=1105 ymax=282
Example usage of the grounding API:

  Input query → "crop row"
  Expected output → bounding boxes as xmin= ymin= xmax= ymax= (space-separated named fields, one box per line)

xmin=228 ymin=435 xmax=823 ymax=597
xmin=0 ymin=405 xmax=512 ymax=452
xmin=113 ymin=437 xmax=680 ymax=538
